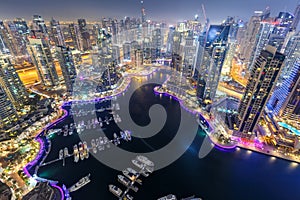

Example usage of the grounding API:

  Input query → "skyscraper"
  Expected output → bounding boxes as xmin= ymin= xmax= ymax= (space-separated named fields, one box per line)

xmin=267 ymin=58 xmax=300 ymax=118
xmin=69 ymin=23 xmax=82 ymax=51
xmin=195 ymin=24 xmax=230 ymax=102
xmin=32 ymin=15 xmax=48 ymax=36
xmin=291 ymin=4 xmax=300 ymax=30
xmin=56 ymin=46 xmax=77 ymax=93
xmin=50 ymin=18 xmax=65 ymax=46
xmin=0 ymin=56 xmax=28 ymax=109
xmin=141 ymin=1 xmax=146 ymax=25
xmin=0 ymin=21 xmax=17 ymax=56
xmin=248 ymin=21 xmax=275 ymax=70
xmin=27 ymin=37 xmax=59 ymax=87
xmin=239 ymin=9 xmax=270 ymax=68
xmin=235 ymin=46 xmax=285 ymax=139
xmin=78 ymin=19 xmax=91 ymax=51
xmin=0 ymin=85 xmax=18 ymax=129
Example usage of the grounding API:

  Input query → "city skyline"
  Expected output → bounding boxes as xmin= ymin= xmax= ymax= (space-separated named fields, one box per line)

xmin=1 ymin=1 xmax=300 ymax=199
xmin=0 ymin=0 xmax=298 ymax=24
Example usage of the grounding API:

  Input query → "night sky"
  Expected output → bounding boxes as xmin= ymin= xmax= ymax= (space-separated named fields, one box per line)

xmin=0 ymin=0 xmax=299 ymax=24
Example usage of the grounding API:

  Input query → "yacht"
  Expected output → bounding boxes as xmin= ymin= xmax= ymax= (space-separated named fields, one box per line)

xmin=64 ymin=147 xmax=69 ymax=157
xmin=73 ymin=145 xmax=79 ymax=162
xmin=104 ymin=137 xmax=110 ymax=148
xmin=79 ymin=142 xmax=84 ymax=160
xmin=181 ymin=195 xmax=202 ymax=200
xmin=122 ymin=170 xmax=136 ymax=181
xmin=59 ymin=149 xmax=64 ymax=159
xmin=117 ymin=175 xmax=131 ymax=187
xmin=157 ymin=194 xmax=177 ymax=200
xmin=83 ymin=141 xmax=89 ymax=159
xmin=136 ymin=155 xmax=154 ymax=167
xmin=132 ymin=159 xmax=145 ymax=169
xmin=91 ymin=139 xmax=97 ymax=154
xmin=68 ymin=174 xmax=91 ymax=192
xmin=125 ymin=194 xmax=134 ymax=200
xmin=124 ymin=130 xmax=132 ymax=141
xmin=109 ymin=184 xmax=122 ymax=197
xmin=127 ymin=168 xmax=138 ymax=175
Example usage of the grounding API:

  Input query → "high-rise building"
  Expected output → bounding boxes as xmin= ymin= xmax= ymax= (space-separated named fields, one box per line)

xmin=56 ymin=46 xmax=77 ymax=93
xmin=32 ymin=15 xmax=48 ymax=36
xmin=279 ymin=32 xmax=300 ymax=81
xmin=248 ymin=21 xmax=275 ymax=70
xmin=182 ymin=31 xmax=196 ymax=78
xmin=13 ymin=18 xmax=30 ymax=36
xmin=78 ymin=19 xmax=91 ymax=51
xmin=152 ymin=28 xmax=162 ymax=59
xmin=195 ymin=24 xmax=230 ymax=102
xmin=267 ymin=58 xmax=300 ymax=119
xmin=291 ymin=4 xmax=300 ymax=30
xmin=141 ymin=0 xmax=146 ymax=25
xmin=235 ymin=46 xmax=285 ymax=139
xmin=0 ymin=56 xmax=28 ymax=109
xmin=0 ymin=84 xmax=18 ymax=129
xmin=69 ymin=23 xmax=82 ymax=51
xmin=123 ymin=42 xmax=131 ymax=60
xmin=50 ymin=18 xmax=65 ymax=46
xmin=132 ymin=48 xmax=143 ymax=69
xmin=0 ymin=21 xmax=17 ymax=56
xmin=27 ymin=37 xmax=59 ymax=87
xmin=239 ymin=9 xmax=270 ymax=67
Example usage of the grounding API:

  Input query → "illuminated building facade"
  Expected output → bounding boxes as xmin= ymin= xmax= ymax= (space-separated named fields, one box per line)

xmin=0 ymin=56 xmax=28 ymax=109
xmin=50 ymin=18 xmax=65 ymax=46
xmin=78 ymin=19 xmax=91 ymax=51
xmin=69 ymin=23 xmax=82 ymax=51
xmin=27 ymin=37 xmax=59 ymax=86
xmin=56 ymin=46 xmax=77 ymax=92
xmin=0 ymin=84 xmax=18 ymax=129
xmin=236 ymin=46 xmax=285 ymax=139
xmin=196 ymin=24 xmax=230 ymax=102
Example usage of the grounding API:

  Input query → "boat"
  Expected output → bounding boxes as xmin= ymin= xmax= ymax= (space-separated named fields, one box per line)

xmin=141 ymin=171 xmax=149 ymax=177
xmin=104 ymin=137 xmax=110 ymax=148
xmin=64 ymin=147 xmax=69 ymax=157
xmin=132 ymin=159 xmax=144 ymax=169
xmin=181 ymin=195 xmax=202 ymax=200
xmin=73 ymin=145 xmax=79 ymax=162
xmin=83 ymin=141 xmax=89 ymax=159
xmin=115 ymin=103 xmax=120 ymax=110
xmin=157 ymin=194 xmax=177 ymax=200
xmin=124 ymin=130 xmax=132 ymax=141
xmin=118 ymin=175 xmax=131 ymax=187
xmin=68 ymin=174 xmax=91 ymax=192
xmin=63 ymin=130 xmax=68 ymax=136
xmin=127 ymin=168 xmax=138 ymax=175
xmin=79 ymin=142 xmax=84 ymax=160
xmin=98 ymin=137 xmax=104 ymax=151
xmin=109 ymin=184 xmax=122 ymax=197
xmin=125 ymin=194 xmax=134 ymax=200
xmin=91 ymin=139 xmax=97 ymax=154
xmin=122 ymin=170 xmax=136 ymax=181
xmin=59 ymin=149 xmax=64 ymax=159
xmin=136 ymin=155 xmax=154 ymax=167
xmin=97 ymin=108 xmax=105 ymax=112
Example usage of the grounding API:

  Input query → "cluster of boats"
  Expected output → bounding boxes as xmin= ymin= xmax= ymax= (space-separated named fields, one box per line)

xmin=109 ymin=155 xmax=154 ymax=199
xmin=69 ymin=102 xmax=120 ymax=117
xmin=91 ymin=130 xmax=132 ymax=154
xmin=73 ymin=141 xmax=89 ymax=162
